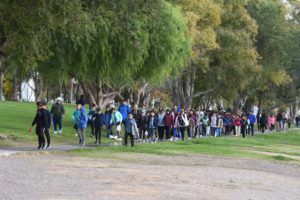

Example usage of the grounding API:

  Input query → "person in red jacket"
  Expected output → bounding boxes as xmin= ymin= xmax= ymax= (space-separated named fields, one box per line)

xmin=235 ymin=115 xmax=241 ymax=136
xmin=164 ymin=109 xmax=172 ymax=141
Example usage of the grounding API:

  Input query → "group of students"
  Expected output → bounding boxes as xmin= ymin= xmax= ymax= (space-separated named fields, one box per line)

xmin=30 ymin=97 xmax=296 ymax=149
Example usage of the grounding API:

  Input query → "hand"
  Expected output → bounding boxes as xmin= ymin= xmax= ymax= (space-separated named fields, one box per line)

xmin=28 ymin=127 xmax=32 ymax=133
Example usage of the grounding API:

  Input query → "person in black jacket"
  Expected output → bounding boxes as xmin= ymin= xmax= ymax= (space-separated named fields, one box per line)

xmin=30 ymin=101 xmax=49 ymax=150
xmin=43 ymin=101 xmax=52 ymax=148
xmin=260 ymin=113 xmax=268 ymax=134
xmin=93 ymin=107 xmax=104 ymax=145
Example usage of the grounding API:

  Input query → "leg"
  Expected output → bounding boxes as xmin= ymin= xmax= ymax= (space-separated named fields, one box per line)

xmin=58 ymin=117 xmax=63 ymax=132
xmin=129 ymin=133 xmax=134 ymax=147
xmin=77 ymin=128 xmax=83 ymax=144
xmin=45 ymin=129 xmax=51 ymax=147
xmin=53 ymin=116 xmax=58 ymax=133
xmin=124 ymin=132 xmax=129 ymax=146
xmin=180 ymin=127 xmax=186 ymax=140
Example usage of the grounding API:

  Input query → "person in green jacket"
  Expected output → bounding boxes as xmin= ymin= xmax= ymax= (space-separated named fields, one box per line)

xmin=51 ymin=97 xmax=65 ymax=134
xmin=110 ymin=107 xmax=123 ymax=138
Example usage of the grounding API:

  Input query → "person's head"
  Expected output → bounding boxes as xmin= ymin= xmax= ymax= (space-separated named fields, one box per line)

xmin=133 ymin=104 xmax=138 ymax=111
xmin=76 ymin=104 xmax=82 ymax=110
xmin=159 ymin=108 xmax=164 ymax=113
xmin=142 ymin=110 xmax=146 ymax=116
xmin=189 ymin=110 xmax=193 ymax=115
xmin=106 ymin=105 xmax=110 ymax=111
xmin=36 ymin=101 xmax=43 ymax=109
xmin=111 ymin=107 xmax=116 ymax=112
xmin=166 ymin=109 xmax=170 ymax=114
xmin=56 ymin=97 xmax=62 ymax=104
xmin=91 ymin=103 xmax=96 ymax=110
xmin=96 ymin=107 xmax=101 ymax=113
xmin=41 ymin=99 xmax=48 ymax=108
xmin=128 ymin=112 xmax=133 ymax=119
xmin=80 ymin=95 xmax=84 ymax=99
xmin=150 ymin=110 xmax=155 ymax=116
xmin=122 ymin=99 xmax=128 ymax=105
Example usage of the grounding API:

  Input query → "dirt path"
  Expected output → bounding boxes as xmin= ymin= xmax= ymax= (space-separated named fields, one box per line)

xmin=0 ymin=153 xmax=299 ymax=200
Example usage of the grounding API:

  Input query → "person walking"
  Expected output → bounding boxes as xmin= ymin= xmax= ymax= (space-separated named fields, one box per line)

xmin=30 ymin=100 xmax=49 ymax=150
xmin=276 ymin=111 xmax=283 ymax=132
xmin=93 ymin=107 xmax=104 ymax=145
xmin=215 ymin=114 xmax=223 ymax=137
xmin=124 ymin=113 xmax=138 ymax=147
xmin=147 ymin=110 xmax=158 ymax=142
xmin=210 ymin=112 xmax=217 ymax=137
xmin=223 ymin=113 xmax=231 ymax=136
xmin=44 ymin=101 xmax=52 ymax=148
xmin=104 ymin=105 xmax=112 ymax=138
xmin=88 ymin=104 xmax=97 ymax=137
xmin=164 ymin=109 xmax=172 ymax=141
xmin=241 ymin=114 xmax=248 ymax=138
xmin=77 ymin=105 xmax=88 ymax=145
xmin=260 ymin=113 xmax=268 ymax=134
xmin=248 ymin=111 xmax=256 ymax=136
xmin=157 ymin=108 xmax=165 ymax=141
xmin=118 ymin=99 xmax=131 ymax=125
xmin=110 ymin=107 xmax=123 ymax=138
xmin=235 ymin=115 xmax=241 ymax=136
xmin=50 ymin=97 xmax=65 ymax=134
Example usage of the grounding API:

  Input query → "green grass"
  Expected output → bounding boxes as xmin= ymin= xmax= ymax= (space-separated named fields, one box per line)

xmin=68 ymin=131 xmax=300 ymax=162
xmin=0 ymin=101 xmax=115 ymax=146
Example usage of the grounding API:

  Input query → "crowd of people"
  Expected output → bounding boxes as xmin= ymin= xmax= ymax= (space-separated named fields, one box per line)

xmin=30 ymin=97 xmax=299 ymax=149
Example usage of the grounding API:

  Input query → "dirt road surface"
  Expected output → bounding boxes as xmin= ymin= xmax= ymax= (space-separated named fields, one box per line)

xmin=0 ymin=153 xmax=299 ymax=200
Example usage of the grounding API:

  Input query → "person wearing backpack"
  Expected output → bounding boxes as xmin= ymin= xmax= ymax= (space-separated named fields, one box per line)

xmin=50 ymin=97 xmax=65 ymax=134
xmin=164 ymin=109 xmax=172 ymax=141
xmin=176 ymin=110 xmax=189 ymax=141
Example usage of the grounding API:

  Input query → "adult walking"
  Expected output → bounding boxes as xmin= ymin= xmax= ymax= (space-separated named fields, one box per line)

xmin=30 ymin=100 xmax=49 ymax=150
xmin=157 ymin=108 xmax=165 ymax=141
xmin=248 ymin=111 xmax=256 ymax=136
xmin=50 ymin=97 xmax=65 ymax=134
xmin=260 ymin=113 xmax=268 ymax=134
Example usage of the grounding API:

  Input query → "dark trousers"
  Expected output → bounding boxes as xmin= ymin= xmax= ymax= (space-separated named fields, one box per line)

xmin=53 ymin=116 xmax=62 ymax=131
xmin=180 ymin=127 xmax=186 ymax=140
xmin=36 ymin=127 xmax=45 ymax=148
xmin=124 ymin=132 xmax=134 ymax=147
xmin=45 ymin=129 xmax=50 ymax=146
xmin=202 ymin=126 xmax=207 ymax=137
xmin=95 ymin=127 xmax=102 ymax=143
xmin=250 ymin=123 xmax=254 ymax=135
xmin=225 ymin=126 xmax=230 ymax=135
xmin=165 ymin=126 xmax=171 ymax=139
xmin=158 ymin=126 xmax=165 ymax=140
xmin=241 ymin=125 xmax=246 ymax=138
xmin=90 ymin=123 xmax=95 ymax=136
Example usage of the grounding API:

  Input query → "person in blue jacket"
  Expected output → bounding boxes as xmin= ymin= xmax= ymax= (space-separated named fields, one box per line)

xmin=104 ymin=105 xmax=112 ymax=138
xmin=248 ymin=111 xmax=256 ymax=136
xmin=77 ymin=105 xmax=88 ymax=145
xmin=147 ymin=110 xmax=158 ymax=142
xmin=118 ymin=99 xmax=131 ymax=125
xmin=223 ymin=112 xmax=232 ymax=136
xmin=93 ymin=107 xmax=104 ymax=145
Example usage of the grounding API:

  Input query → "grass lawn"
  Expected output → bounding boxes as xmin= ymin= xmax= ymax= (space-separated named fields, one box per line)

xmin=69 ymin=131 xmax=300 ymax=162
xmin=0 ymin=101 xmax=116 ymax=146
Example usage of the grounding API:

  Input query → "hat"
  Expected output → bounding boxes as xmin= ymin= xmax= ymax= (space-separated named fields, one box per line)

xmin=36 ymin=101 xmax=43 ymax=106
xmin=56 ymin=97 xmax=63 ymax=102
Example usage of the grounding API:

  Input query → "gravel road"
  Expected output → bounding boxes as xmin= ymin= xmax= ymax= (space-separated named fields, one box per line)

xmin=0 ymin=153 xmax=299 ymax=200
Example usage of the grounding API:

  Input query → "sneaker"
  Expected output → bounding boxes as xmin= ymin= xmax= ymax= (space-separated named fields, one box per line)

xmin=79 ymin=139 xmax=82 ymax=144
xmin=59 ymin=130 xmax=62 ymax=134
xmin=42 ymin=146 xmax=47 ymax=150
xmin=46 ymin=145 xmax=52 ymax=149
xmin=82 ymin=142 xmax=86 ymax=146
xmin=54 ymin=131 xmax=57 ymax=135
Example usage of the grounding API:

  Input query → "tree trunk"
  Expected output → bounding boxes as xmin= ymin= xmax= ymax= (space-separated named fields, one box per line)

xmin=10 ymin=78 xmax=20 ymax=101
xmin=80 ymin=81 xmax=96 ymax=107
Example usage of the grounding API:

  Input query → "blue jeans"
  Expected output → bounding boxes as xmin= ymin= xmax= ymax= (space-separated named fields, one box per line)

xmin=53 ymin=116 xmax=62 ymax=131
xmin=215 ymin=128 xmax=221 ymax=137
xmin=106 ymin=125 xmax=112 ymax=138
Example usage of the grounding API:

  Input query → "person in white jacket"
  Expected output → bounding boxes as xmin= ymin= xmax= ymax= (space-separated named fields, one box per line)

xmin=175 ymin=110 xmax=189 ymax=141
